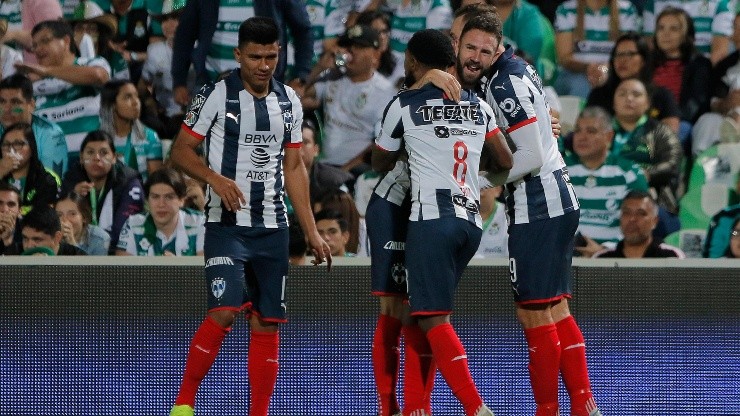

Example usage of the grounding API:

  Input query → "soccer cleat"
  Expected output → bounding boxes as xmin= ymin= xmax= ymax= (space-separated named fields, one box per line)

xmin=170 ymin=404 xmax=194 ymax=416
xmin=475 ymin=404 xmax=494 ymax=416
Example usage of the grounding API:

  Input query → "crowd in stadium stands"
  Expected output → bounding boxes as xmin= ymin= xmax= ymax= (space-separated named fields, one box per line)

xmin=0 ymin=0 xmax=738 ymax=258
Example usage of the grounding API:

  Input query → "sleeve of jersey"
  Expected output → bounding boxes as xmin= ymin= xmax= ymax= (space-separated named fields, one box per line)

xmin=181 ymin=83 xmax=220 ymax=141
xmin=286 ymin=90 xmax=304 ymax=148
xmin=481 ymin=102 xmax=501 ymax=141
xmin=375 ymin=97 xmax=404 ymax=152
xmin=87 ymin=56 xmax=112 ymax=77
xmin=505 ymin=118 xmax=545 ymax=183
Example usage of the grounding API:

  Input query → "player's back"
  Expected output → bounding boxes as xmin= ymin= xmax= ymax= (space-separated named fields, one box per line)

xmin=392 ymin=85 xmax=496 ymax=226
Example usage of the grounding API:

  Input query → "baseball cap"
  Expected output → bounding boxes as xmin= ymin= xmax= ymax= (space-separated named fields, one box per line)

xmin=153 ymin=0 xmax=186 ymax=21
xmin=338 ymin=25 xmax=380 ymax=49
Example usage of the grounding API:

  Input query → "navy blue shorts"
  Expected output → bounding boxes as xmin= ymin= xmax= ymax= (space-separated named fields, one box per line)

xmin=508 ymin=210 xmax=579 ymax=304
xmin=405 ymin=218 xmax=482 ymax=316
xmin=366 ymin=194 xmax=411 ymax=297
xmin=203 ymin=223 xmax=289 ymax=323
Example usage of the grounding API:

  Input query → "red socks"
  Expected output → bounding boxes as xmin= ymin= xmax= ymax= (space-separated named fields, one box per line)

xmin=524 ymin=323 xmax=561 ymax=416
xmin=373 ymin=314 xmax=403 ymax=415
xmin=402 ymin=325 xmax=436 ymax=415
xmin=175 ymin=316 xmax=229 ymax=407
xmin=248 ymin=330 xmax=280 ymax=416
xmin=556 ymin=316 xmax=596 ymax=416
xmin=426 ymin=323 xmax=482 ymax=416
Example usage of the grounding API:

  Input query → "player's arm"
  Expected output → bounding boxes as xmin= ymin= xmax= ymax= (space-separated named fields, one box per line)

xmin=482 ymin=128 xmax=513 ymax=173
xmin=371 ymin=144 xmax=399 ymax=173
xmin=505 ymin=120 xmax=545 ymax=183
xmin=372 ymin=96 xmax=404 ymax=173
xmin=284 ymin=147 xmax=332 ymax=270
xmin=170 ymin=131 xmax=245 ymax=212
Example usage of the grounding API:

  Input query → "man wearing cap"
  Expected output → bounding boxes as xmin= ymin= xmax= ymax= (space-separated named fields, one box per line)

xmin=68 ymin=0 xmax=129 ymax=80
xmin=301 ymin=24 xmax=396 ymax=177
xmin=171 ymin=0 xmax=313 ymax=107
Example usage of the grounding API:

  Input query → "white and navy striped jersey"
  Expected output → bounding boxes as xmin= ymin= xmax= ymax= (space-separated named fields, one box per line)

xmin=376 ymin=85 xmax=500 ymax=227
xmin=182 ymin=69 xmax=303 ymax=228
xmin=372 ymin=159 xmax=411 ymax=207
xmin=485 ymin=46 xmax=579 ymax=224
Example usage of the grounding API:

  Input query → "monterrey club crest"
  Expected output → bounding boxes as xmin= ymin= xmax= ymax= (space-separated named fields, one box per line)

xmin=211 ymin=278 xmax=226 ymax=299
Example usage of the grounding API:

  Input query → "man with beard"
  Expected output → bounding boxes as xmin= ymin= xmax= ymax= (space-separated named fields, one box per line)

xmin=425 ymin=11 xmax=603 ymax=416
xmin=372 ymin=28 xmax=511 ymax=416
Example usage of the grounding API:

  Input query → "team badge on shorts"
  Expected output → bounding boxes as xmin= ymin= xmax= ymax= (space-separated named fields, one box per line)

xmin=211 ymin=278 xmax=226 ymax=299
xmin=392 ymin=262 xmax=407 ymax=285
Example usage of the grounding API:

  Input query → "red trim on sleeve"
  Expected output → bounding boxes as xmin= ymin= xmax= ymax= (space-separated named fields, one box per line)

xmin=506 ymin=117 xmax=537 ymax=133
xmin=285 ymin=142 xmax=302 ymax=148
xmin=181 ymin=123 xmax=205 ymax=140
xmin=485 ymin=127 xmax=501 ymax=140
xmin=375 ymin=143 xmax=393 ymax=152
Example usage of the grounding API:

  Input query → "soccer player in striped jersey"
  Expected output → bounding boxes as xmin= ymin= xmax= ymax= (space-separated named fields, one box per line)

xmin=425 ymin=11 xmax=603 ymax=416
xmin=373 ymin=28 xmax=512 ymax=416
xmin=168 ymin=17 xmax=331 ymax=416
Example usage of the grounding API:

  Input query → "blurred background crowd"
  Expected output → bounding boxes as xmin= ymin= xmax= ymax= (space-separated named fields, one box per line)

xmin=0 ymin=0 xmax=738 ymax=259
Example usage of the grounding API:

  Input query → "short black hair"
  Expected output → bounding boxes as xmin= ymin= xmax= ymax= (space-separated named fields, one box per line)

xmin=80 ymin=130 xmax=115 ymax=156
xmin=238 ymin=16 xmax=279 ymax=47
xmin=145 ymin=167 xmax=187 ymax=199
xmin=623 ymin=190 xmax=658 ymax=214
xmin=0 ymin=74 xmax=34 ymax=101
xmin=407 ymin=29 xmax=455 ymax=70
xmin=314 ymin=209 xmax=348 ymax=233
xmin=0 ymin=180 xmax=21 ymax=197
xmin=22 ymin=205 xmax=61 ymax=237
xmin=460 ymin=13 xmax=503 ymax=46
xmin=32 ymin=20 xmax=77 ymax=54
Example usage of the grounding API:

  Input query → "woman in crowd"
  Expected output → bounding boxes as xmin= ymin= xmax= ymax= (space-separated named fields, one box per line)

xmin=612 ymin=78 xmax=683 ymax=234
xmin=100 ymin=79 xmax=163 ymax=182
xmin=553 ymin=0 xmax=641 ymax=98
xmin=61 ymin=130 xmax=143 ymax=253
xmin=651 ymin=6 xmax=711 ymax=127
xmin=116 ymin=167 xmax=204 ymax=256
xmin=0 ymin=123 xmax=60 ymax=215
xmin=55 ymin=191 xmax=111 ymax=255
xmin=587 ymin=32 xmax=680 ymax=134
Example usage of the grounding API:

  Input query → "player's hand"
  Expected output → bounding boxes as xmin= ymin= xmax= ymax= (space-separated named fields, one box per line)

xmin=419 ymin=69 xmax=461 ymax=102
xmin=174 ymin=86 xmax=191 ymax=107
xmin=73 ymin=181 xmax=95 ymax=197
xmin=306 ymin=230 xmax=332 ymax=272
xmin=550 ymin=109 xmax=561 ymax=139
xmin=208 ymin=174 xmax=246 ymax=213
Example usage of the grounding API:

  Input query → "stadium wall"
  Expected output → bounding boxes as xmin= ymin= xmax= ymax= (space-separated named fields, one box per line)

xmin=1 ymin=257 xmax=738 ymax=415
